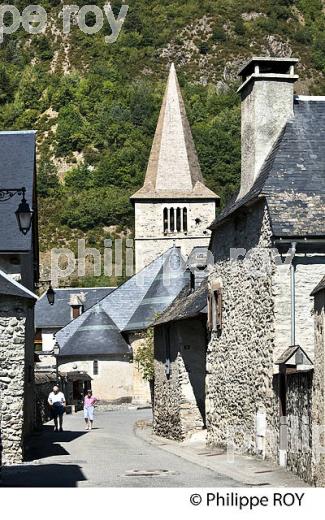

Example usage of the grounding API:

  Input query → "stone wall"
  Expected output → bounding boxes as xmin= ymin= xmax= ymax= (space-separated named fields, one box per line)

xmin=154 ymin=318 xmax=206 ymax=441
xmin=286 ymin=372 xmax=313 ymax=483
xmin=206 ymin=201 xmax=279 ymax=459
xmin=312 ymin=288 xmax=325 ymax=486
xmin=0 ymin=297 xmax=28 ymax=465
xmin=134 ymin=200 xmax=215 ymax=271
xmin=207 ymin=199 xmax=324 ymax=477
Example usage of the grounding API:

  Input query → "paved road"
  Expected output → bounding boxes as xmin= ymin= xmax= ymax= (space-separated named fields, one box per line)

xmin=1 ymin=409 xmax=240 ymax=487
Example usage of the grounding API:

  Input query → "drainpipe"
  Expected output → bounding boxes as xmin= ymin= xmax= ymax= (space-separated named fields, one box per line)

xmin=290 ymin=242 xmax=297 ymax=346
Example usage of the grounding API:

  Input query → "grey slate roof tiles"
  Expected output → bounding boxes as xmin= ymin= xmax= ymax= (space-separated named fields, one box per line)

xmin=131 ymin=64 xmax=218 ymax=201
xmin=0 ymin=269 xmax=37 ymax=300
xmin=0 ymin=131 xmax=36 ymax=252
xmin=59 ymin=305 xmax=131 ymax=357
xmin=56 ymin=248 xmax=190 ymax=353
xmin=210 ymin=99 xmax=325 ymax=238
xmin=35 ymin=287 xmax=115 ymax=328
xmin=154 ymin=278 xmax=208 ymax=326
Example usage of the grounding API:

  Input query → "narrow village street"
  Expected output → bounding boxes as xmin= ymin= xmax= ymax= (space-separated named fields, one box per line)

xmin=1 ymin=408 xmax=241 ymax=487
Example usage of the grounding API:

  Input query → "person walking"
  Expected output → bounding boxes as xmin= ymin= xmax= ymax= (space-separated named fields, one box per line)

xmin=48 ymin=385 xmax=66 ymax=432
xmin=84 ymin=389 xmax=97 ymax=430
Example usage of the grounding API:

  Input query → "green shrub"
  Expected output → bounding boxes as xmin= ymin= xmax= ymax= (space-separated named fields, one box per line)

xmin=212 ymin=26 xmax=227 ymax=43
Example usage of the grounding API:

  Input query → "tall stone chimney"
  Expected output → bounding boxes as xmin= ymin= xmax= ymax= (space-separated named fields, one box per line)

xmin=238 ymin=57 xmax=299 ymax=198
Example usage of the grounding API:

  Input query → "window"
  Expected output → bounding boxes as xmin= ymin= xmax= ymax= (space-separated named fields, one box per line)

xmin=170 ymin=208 xmax=175 ymax=232
xmin=162 ymin=206 xmax=189 ymax=234
xmin=176 ymin=207 xmax=181 ymax=232
xmin=93 ymin=360 xmax=99 ymax=375
xmin=34 ymin=329 xmax=42 ymax=352
xmin=207 ymin=282 xmax=223 ymax=332
xmin=163 ymin=207 xmax=168 ymax=233
xmin=183 ymin=208 xmax=188 ymax=232
xmin=72 ymin=305 xmax=83 ymax=320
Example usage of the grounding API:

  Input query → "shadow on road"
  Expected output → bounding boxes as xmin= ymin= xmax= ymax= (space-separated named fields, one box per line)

xmin=0 ymin=424 xmax=89 ymax=487
xmin=1 ymin=463 xmax=86 ymax=487
xmin=25 ymin=425 xmax=88 ymax=461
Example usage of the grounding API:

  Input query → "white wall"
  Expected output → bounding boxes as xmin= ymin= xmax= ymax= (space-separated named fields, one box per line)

xmin=273 ymin=255 xmax=325 ymax=367
xmin=58 ymin=358 xmax=134 ymax=402
xmin=41 ymin=328 xmax=58 ymax=351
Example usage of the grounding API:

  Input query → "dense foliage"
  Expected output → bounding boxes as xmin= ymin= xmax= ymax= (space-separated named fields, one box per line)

xmin=0 ymin=0 xmax=324 ymax=283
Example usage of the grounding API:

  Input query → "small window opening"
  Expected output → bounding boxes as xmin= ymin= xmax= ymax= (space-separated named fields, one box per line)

xmin=183 ymin=208 xmax=188 ymax=232
xmin=170 ymin=208 xmax=175 ymax=232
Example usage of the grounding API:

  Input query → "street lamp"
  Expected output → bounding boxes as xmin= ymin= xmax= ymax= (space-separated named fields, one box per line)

xmin=46 ymin=284 xmax=55 ymax=306
xmin=53 ymin=342 xmax=60 ymax=384
xmin=0 ymin=187 xmax=33 ymax=235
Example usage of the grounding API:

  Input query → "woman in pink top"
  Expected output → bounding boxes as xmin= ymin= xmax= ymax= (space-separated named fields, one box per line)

xmin=84 ymin=389 xmax=98 ymax=430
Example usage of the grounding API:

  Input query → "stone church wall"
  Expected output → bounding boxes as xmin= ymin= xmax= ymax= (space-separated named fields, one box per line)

xmin=134 ymin=200 xmax=215 ymax=271
xmin=206 ymin=201 xmax=280 ymax=460
xmin=154 ymin=319 xmax=206 ymax=441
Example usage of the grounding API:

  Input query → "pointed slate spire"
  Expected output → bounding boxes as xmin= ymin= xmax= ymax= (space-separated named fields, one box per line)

xmin=131 ymin=64 xmax=218 ymax=200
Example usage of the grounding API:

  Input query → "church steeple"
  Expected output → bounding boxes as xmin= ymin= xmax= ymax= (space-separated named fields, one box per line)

xmin=131 ymin=64 xmax=219 ymax=272
xmin=131 ymin=64 xmax=218 ymax=201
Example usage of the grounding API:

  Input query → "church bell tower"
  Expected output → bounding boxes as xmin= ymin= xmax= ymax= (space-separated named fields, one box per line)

xmin=131 ymin=64 xmax=219 ymax=272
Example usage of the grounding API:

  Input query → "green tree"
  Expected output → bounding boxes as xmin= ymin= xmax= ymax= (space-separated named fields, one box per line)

xmin=134 ymin=328 xmax=155 ymax=382
xmin=37 ymin=158 xmax=60 ymax=198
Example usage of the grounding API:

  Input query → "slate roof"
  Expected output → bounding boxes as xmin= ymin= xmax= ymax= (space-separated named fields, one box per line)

xmin=131 ymin=64 xmax=218 ymax=201
xmin=0 ymin=131 xmax=36 ymax=252
xmin=35 ymin=287 xmax=115 ymax=328
xmin=210 ymin=98 xmax=325 ymax=238
xmin=0 ymin=269 xmax=37 ymax=300
xmin=155 ymin=278 xmax=208 ymax=326
xmin=59 ymin=305 xmax=131 ymax=357
xmin=311 ymin=275 xmax=325 ymax=296
xmin=275 ymin=345 xmax=313 ymax=366
xmin=56 ymin=248 xmax=191 ymax=350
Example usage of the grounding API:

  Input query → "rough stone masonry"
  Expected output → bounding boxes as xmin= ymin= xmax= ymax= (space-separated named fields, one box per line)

xmin=0 ymin=298 xmax=28 ymax=465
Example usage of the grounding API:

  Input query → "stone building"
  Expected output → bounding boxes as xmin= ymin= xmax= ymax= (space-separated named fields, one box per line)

xmin=131 ymin=63 xmax=219 ymax=272
xmin=0 ymin=131 xmax=38 ymax=465
xmin=206 ymin=57 xmax=325 ymax=481
xmin=0 ymin=271 xmax=37 ymax=465
xmin=153 ymin=279 xmax=208 ymax=440
xmin=311 ymin=276 xmax=325 ymax=487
